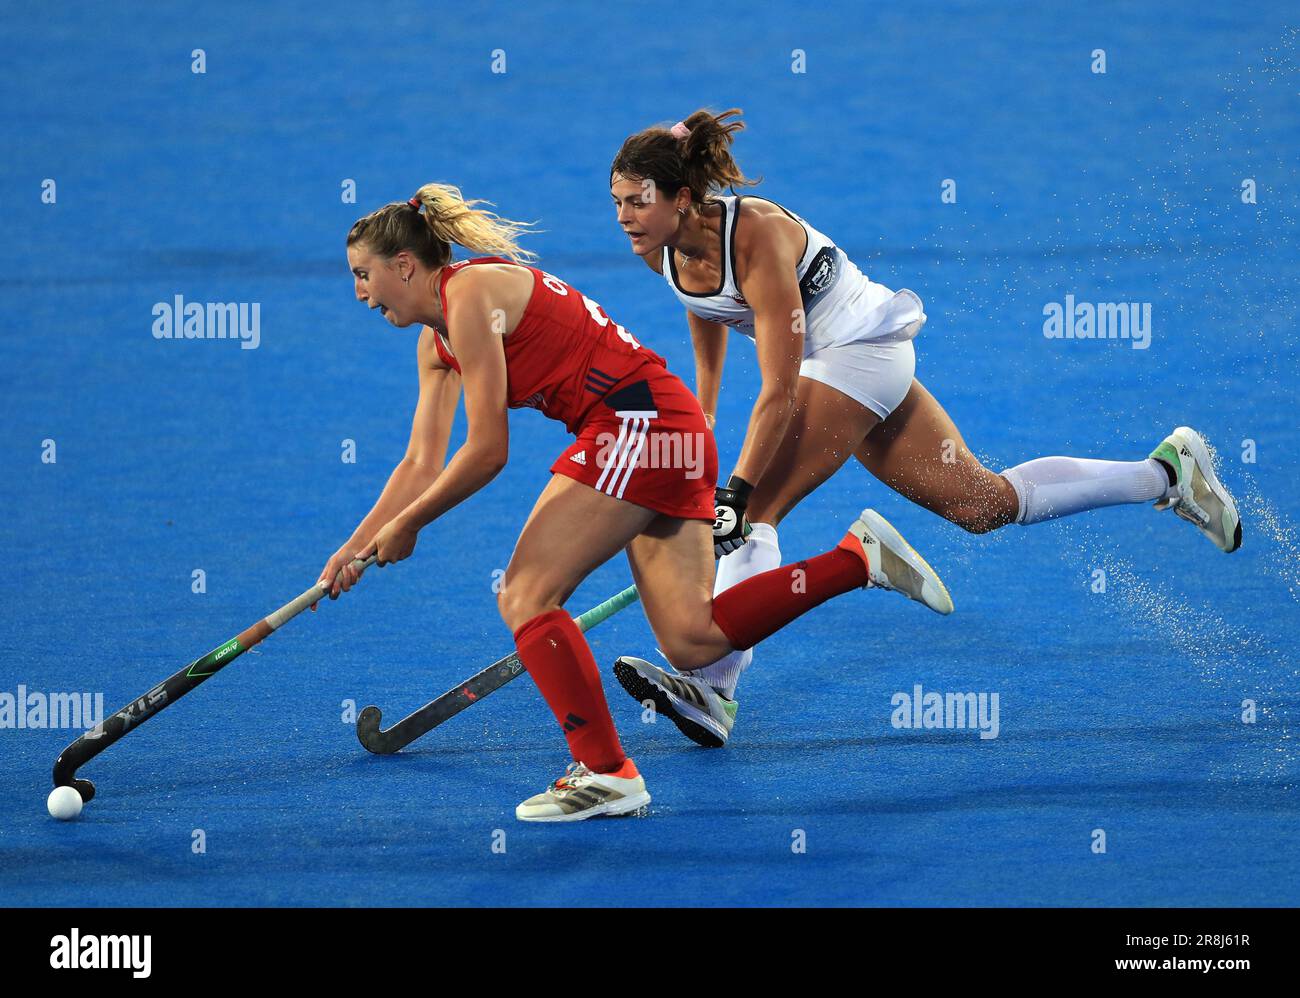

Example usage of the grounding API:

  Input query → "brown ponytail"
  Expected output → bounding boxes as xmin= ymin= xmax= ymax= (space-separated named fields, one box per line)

xmin=610 ymin=108 xmax=758 ymax=207
xmin=347 ymin=182 xmax=537 ymax=267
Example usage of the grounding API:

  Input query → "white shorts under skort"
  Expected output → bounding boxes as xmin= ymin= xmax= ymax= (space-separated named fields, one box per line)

xmin=798 ymin=337 xmax=917 ymax=420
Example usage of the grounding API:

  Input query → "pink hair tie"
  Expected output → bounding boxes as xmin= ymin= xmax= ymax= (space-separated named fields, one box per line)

xmin=670 ymin=121 xmax=690 ymax=140
xmin=407 ymin=196 xmax=421 ymax=210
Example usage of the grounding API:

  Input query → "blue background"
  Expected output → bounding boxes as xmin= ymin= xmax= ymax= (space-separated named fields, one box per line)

xmin=1 ymin=1 xmax=1296 ymax=906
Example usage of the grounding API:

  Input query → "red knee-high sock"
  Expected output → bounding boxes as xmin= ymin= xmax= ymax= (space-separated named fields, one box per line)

xmin=711 ymin=548 xmax=868 ymax=651
xmin=513 ymin=609 xmax=626 ymax=774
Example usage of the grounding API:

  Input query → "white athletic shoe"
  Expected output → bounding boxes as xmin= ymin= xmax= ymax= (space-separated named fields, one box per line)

xmin=838 ymin=508 xmax=954 ymax=615
xmin=613 ymin=656 xmax=738 ymax=748
xmin=515 ymin=759 xmax=650 ymax=822
xmin=1149 ymin=427 xmax=1242 ymax=553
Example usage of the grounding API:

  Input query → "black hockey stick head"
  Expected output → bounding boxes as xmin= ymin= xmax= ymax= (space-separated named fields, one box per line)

xmin=356 ymin=705 xmax=396 ymax=755
xmin=52 ymin=749 xmax=97 ymax=802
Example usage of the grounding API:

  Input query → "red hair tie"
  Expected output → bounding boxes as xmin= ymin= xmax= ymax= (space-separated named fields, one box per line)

xmin=407 ymin=196 xmax=421 ymax=210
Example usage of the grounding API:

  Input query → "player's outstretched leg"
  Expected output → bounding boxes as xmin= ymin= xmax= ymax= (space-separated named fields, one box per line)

xmin=1150 ymin=426 xmax=1243 ymax=553
xmin=620 ymin=506 xmax=952 ymax=746
xmin=860 ymin=383 xmax=1245 ymax=551
xmin=699 ymin=504 xmax=953 ymax=646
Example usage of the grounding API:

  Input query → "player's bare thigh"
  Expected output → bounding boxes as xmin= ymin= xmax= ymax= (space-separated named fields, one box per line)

xmin=498 ymin=475 xmax=657 ymax=632
xmin=854 ymin=379 xmax=1017 ymax=533
xmin=746 ymin=375 xmax=881 ymax=527
xmin=624 ymin=515 xmax=735 ymax=671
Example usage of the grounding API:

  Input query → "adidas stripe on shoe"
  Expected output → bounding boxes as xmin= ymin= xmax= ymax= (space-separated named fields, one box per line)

xmin=515 ymin=759 xmax=650 ymax=822
xmin=613 ymin=656 xmax=737 ymax=748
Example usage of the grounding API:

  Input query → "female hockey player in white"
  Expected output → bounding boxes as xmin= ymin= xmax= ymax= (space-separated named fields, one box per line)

xmin=607 ymin=108 xmax=1242 ymax=748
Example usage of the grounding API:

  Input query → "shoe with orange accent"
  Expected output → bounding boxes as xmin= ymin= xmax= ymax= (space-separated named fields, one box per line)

xmin=515 ymin=759 xmax=651 ymax=822
xmin=838 ymin=508 xmax=954 ymax=615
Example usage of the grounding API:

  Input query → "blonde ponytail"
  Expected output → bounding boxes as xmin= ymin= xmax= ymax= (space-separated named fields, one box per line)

xmin=410 ymin=183 xmax=537 ymax=263
xmin=347 ymin=182 xmax=537 ymax=267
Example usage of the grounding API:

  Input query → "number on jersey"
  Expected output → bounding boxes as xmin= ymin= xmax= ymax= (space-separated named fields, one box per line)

xmin=541 ymin=271 xmax=640 ymax=349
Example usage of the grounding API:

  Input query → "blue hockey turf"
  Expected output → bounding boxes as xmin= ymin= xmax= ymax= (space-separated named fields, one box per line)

xmin=1 ymin=2 xmax=1296 ymax=906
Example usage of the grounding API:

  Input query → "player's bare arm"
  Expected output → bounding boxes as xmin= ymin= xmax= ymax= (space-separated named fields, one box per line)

xmin=365 ymin=269 xmax=512 ymax=565
xmin=727 ymin=207 xmax=805 ymax=486
xmin=689 ymin=310 xmax=727 ymax=430
xmin=315 ymin=327 xmax=462 ymax=601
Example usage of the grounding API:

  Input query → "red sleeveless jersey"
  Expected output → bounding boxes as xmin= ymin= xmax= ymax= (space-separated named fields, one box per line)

xmin=434 ymin=258 xmax=668 ymax=434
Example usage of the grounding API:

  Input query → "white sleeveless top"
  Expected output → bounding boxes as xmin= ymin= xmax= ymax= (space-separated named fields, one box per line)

xmin=661 ymin=195 xmax=925 ymax=353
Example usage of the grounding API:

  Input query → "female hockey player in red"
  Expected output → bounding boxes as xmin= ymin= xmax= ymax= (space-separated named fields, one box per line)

xmin=606 ymin=108 xmax=1243 ymax=749
xmin=316 ymin=183 xmax=953 ymax=822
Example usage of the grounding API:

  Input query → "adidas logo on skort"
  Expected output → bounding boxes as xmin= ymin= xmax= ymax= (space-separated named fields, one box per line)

xmin=570 ymin=451 xmax=587 ymax=466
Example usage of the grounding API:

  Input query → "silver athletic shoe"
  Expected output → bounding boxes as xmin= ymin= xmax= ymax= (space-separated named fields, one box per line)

xmin=515 ymin=760 xmax=650 ymax=822
xmin=838 ymin=508 xmax=955 ymax=614
xmin=1150 ymin=426 xmax=1242 ymax=553
xmin=613 ymin=656 xmax=738 ymax=748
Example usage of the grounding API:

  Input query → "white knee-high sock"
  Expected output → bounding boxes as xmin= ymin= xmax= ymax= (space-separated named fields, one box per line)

xmin=1000 ymin=456 xmax=1174 ymax=525
xmin=694 ymin=522 xmax=781 ymax=698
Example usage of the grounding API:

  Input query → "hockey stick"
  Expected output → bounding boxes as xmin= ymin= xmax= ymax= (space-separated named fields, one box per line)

xmin=52 ymin=556 xmax=378 ymax=803
xmin=355 ymin=583 xmax=641 ymax=754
